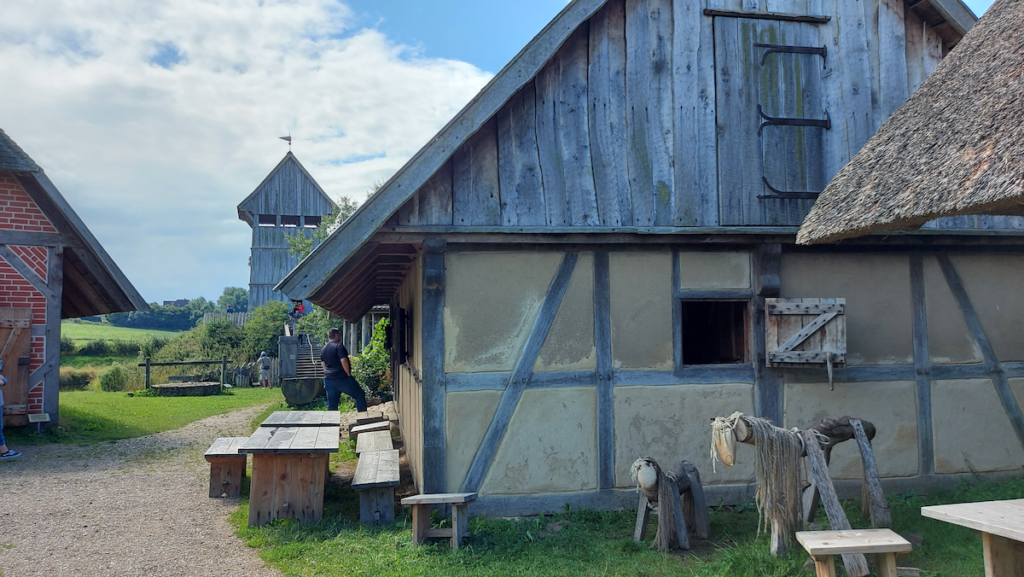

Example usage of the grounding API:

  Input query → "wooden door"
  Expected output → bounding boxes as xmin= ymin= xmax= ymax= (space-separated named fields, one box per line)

xmin=714 ymin=17 xmax=829 ymax=225
xmin=0 ymin=308 xmax=32 ymax=427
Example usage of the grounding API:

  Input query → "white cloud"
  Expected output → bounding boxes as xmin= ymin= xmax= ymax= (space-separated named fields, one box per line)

xmin=0 ymin=0 xmax=492 ymax=303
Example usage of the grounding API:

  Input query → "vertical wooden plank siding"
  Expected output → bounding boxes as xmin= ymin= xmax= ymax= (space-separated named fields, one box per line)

xmin=418 ymin=160 xmax=455 ymax=226
xmin=909 ymin=254 xmax=934 ymax=475
xmin=715 ymin=18 xmax=762 ymax=225
xmin=514 ymin=82 xmax=548 ymax=226
xmin=760 ymin=21 xmax=789 ymax=225
xmin=536 ymin=60 xmax=569 ymax=226
xmin=834 ymin=0 xmax=875 ymax=155
xmin=624 ymin=0 xmax=655 ymax=226
xmin=903 ymin=6 xmax=927 ymax=96
xmin=497 ymin=92 xmax=521 ymax=227
xmin=557 ymin=26 xmax=601 ymax=226
xmin=461 ymin=253 xmax=580 ymax=493
xmin=936 ymin=254 xmax=1024 ymax=451
xmin=588 ymin=0 xmax=633 ymax=226
xmin=421 ymin=241 xmax=447 ymax=492
xmin=818 ymin=6 xmax=850 ymax=183
xmin=877 ymin=0 xmax=910 ymax=121
xmin=923 ymin=23 xmax=943 ymax=77
xmin=647 ymin=0 xmax=676 ymax=226
xmin=673 ymin=0 xmax=719 ymax=226
xmin=453 ymin=120 xmax=501 ymax=226
xmin=792 ymin=22 xmax=825 ymax=220
xmin=672 ymin=250 xmax=684 ymax=372
xmin=594 ymin=252 xmax=614 ymax=490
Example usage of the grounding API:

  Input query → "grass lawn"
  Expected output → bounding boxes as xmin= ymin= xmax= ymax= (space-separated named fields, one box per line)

xmin=61 ymin=319 xmax=180 ymax=342
xmin=232 ymin=472 xmax=1024 ymax=576
xmin=5 ymin=387 xmax=281 ymax=445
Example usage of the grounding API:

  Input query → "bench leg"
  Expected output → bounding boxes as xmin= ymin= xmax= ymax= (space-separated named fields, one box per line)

xmin=874 ymin=552 xmax=898 ymax=577
xmin=633 ymin=494 xmax=650 ymax=542
xmin=207 ymin=456 xmax=246 ymax=498
xmin=811 ymin=555 xmax=836 ymax=577
xmin=983 ymin=532 xmax=1024 ymax=577
xmin=451 ymin=504 xmax=469 ymax=551
xmin=359 ymin=487 xmax=396 ymax=526
xmin=411 ymin=504 xmax=430 ymax=545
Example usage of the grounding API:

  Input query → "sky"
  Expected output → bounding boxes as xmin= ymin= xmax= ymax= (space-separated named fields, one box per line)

xmin=0 ymin=0 xmax=994 ymax=305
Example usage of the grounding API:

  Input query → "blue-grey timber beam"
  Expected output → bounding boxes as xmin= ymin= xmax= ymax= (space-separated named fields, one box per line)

xmin=421 ymin=239 xmax=447 ymax=492
xmin=460 ymin=253 xmax=579 ymax=493
xmin=594 ymin=251 xmax=614 ymax=490
xmin=275 ymin=0 xmax=611 ymax=302
xmin=936 ymin=253 xmax=1024 ymax=450
xmin=909 ymin=254 xmax=935 ymax=475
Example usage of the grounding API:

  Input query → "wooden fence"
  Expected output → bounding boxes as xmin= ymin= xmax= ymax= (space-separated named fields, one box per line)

xmin=202 ymin=312 xmax=251 ymax=326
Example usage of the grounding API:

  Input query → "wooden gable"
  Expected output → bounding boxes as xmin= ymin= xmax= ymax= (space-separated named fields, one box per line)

xmin=388 ymin=0 xmax=976 ymax=230
xmin=237 ymin=152 xmax=335 ymax=225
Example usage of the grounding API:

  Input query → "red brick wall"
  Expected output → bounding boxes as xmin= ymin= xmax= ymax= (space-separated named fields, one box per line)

xmin=10 ymin=245 xmax=47 ymax=282
xmin=0 ymin=173 xmax=57 ymax=233
xmin=0 ymin=173 xmax=53 ymax=416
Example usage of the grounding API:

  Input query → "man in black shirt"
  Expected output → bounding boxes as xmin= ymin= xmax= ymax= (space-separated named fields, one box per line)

xmin=320 ymin=327 xmax=367 ymax=412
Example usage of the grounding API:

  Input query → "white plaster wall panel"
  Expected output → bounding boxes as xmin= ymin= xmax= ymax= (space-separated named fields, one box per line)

xmin=780 ymin=253 xmax=913 ymax=365
xmin=783 ymin=380 xmax=919 ymax=478
xmin=444 ymin=252 xmax=563 ymax=373
xmin=678 ymin=251 xmax=751 ymax=290
xmin=609 ymin=252 xmax=673 ymax=370
xmin=612 ymin=383 xmax=757 ymax=486
xmin=535 ymin=253 xmax=597 ymax=372
xmin=397 ymin=262 xmax=425 ymax=488
xmin=949 ymin=254 xmax=1024 ymax=362
xmin=446 ymin=390 xmax=503 ymax=492
xmin=923 ymin=256 xmax=981 ymax=364
xmin=932 ymin=378 xmax=1024 ymax=474
xmin=481 ymin=387 xmax=598 ymax=495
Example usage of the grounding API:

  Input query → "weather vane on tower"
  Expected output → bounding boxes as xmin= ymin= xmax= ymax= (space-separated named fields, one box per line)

xmin=279 ymin=133 xmax=292 ymax=150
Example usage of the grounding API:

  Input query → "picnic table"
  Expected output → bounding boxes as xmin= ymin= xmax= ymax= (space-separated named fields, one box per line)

xmin=239 ymin=424 xmax=339 ymax=527
xmin=921 ymin=499 xmax=1024 ymax=576
xmin=261 ymin=410 xmax=341 ymax=427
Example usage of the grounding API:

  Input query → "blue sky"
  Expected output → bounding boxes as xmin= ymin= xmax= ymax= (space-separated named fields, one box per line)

xmin=0 ymin=0 xmax=995 ymax=305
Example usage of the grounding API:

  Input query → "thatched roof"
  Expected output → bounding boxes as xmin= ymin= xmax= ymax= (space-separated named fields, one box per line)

xmin=797 ymin=0 xmax=1024 ymax=245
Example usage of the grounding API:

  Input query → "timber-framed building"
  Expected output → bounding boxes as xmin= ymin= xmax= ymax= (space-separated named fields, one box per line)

xmin=277 ymin=0 xmax=1023 ymax=516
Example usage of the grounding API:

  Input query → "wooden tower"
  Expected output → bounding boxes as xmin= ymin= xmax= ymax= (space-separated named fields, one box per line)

xmin=237 ymin=152 xmax=335 ymax=309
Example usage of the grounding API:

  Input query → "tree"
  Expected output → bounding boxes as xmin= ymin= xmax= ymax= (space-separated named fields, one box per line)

xmin=242 ymin=301 xmax=290 ymax=361
xmin=285 ymin=195 xmax=360 ymax=261
xmin=217 ymin=287 xmax=249 ymax=312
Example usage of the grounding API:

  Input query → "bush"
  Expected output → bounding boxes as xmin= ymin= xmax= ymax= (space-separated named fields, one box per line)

xmin=59 ymin=367 xmax=95 ymax=391
xmin=77 ymin=339 xmax=112 ymax=356
xmin=138 ymin=336 xmax=168 ymax=358
xmin=60 ymin=335 xmax=76 ymax=354
xmin=110 ymin=340 xmax=142 ymax=357
xmin=243 ymin=302 xmax=290 ymax=361
xmin=351 ymin=318 xmax=391 ymax=398
xmin=99 ymin=364 xmax=130 ymax=392
xmin=201 ymin=320 xmax=244 ymax=358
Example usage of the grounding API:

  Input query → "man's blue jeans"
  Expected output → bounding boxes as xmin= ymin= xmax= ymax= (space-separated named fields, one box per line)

xmin=325 ymin=376 xmax=367 ymax=412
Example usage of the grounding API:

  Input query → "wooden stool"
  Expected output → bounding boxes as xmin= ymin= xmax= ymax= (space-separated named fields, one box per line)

xmin=401 ymin=493 xmax=477 ymax=551
xmin=204 ymin=437 xmax=248 ymax=498
xmin=796 ymin=529 xmax=912 ymax=577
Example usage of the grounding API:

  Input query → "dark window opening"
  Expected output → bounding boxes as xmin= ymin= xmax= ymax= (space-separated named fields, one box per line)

xmin=681 ymin=301 xmax=749 ymax=365
xmin=257 ymin=214 xmax=277 ymax=227
xmin=281 ymin=215 xmax=300 ymax=228
xmin=304 ymin=215 xmax=322 ymax=228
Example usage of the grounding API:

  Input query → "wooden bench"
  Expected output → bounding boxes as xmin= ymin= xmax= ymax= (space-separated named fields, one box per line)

xmin=349 ymin=420 xmax=390 ymax=440
xmin=352 ymin=449 xmax=400 ymax=525
xmin=204 ymin=437 xmax=249 ymax=498
xmin=796 ymin=529 xmax=912 ymax=577
xmin=401 ymin=493 xmax=477 ymax=552
xmin=355 ymin=430 xmax=393 ymax=455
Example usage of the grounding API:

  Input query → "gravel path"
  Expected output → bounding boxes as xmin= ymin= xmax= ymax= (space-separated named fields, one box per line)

xmin=0 ymin=404 xmax=281 ymax=577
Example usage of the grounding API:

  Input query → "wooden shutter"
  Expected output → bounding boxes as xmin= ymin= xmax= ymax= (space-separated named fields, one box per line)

xmin=714 ymin=17 xmax=828 ymax=226
xmin=0 ymin=308 xmax=32 ymax=427
xmin=765 ymin=298 xmax=845 ymax=367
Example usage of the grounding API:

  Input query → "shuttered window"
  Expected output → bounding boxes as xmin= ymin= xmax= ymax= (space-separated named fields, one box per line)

xmin=714 ymin=17 xmax=829 ymax=226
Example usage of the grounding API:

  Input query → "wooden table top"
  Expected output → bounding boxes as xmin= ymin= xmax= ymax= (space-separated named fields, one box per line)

xmin=921 ymin=499 xmax=1024 ymax=542
xmin=240 ymin=425 xmax=339 ymax=454
xmin=260 ymin=411 xmax=341 ymax=427
xmin=796 ymin=529 xmax=912 ymax=556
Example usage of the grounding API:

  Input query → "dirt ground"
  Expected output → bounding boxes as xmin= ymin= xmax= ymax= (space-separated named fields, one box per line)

xmin=0 ymin=404 xmax=280 ymax=577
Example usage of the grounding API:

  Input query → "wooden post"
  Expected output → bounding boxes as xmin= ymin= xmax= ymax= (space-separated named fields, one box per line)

xmin=634 ymin=494 xmax=651 ymax=541
xmin=145 ymin=356 xmax=151 ymax=389
xmin=221 ymin=356 xmax=227 ymax=390
xmin=851 ymin=418 xmax=891 ymax=528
